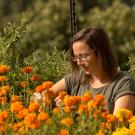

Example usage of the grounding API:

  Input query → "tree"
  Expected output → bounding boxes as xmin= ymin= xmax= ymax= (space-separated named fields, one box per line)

xmin=81 ymin=0 xmax=135 ymax=70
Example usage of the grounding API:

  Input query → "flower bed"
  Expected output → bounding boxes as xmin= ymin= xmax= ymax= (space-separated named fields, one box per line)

xmin=0 ymin=65 xmax=135 ymax=135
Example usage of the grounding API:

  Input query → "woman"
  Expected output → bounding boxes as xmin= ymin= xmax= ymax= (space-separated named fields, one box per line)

xmin=51 ymin=27 xmax=135 ymax=114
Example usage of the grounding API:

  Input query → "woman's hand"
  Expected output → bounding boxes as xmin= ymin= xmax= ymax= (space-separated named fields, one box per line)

xmin=55 ymin=96 xmax=63 ymax=107
xmin=30 ymin=92 xmax=42 ymax=103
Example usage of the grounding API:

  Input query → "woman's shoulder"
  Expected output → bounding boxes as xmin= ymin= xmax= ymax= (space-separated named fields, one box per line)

xmin=113 ymin=70 xmax=135 ymax=83
xmin=64 ymin=71 xmax=83 ymax=81
xmin=112 ymin=70 xmax=135 ymax=93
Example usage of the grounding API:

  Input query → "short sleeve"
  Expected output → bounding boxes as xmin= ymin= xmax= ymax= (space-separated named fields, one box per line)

xmin=64 ymin=74 xmax=73 ymax=94
xmin=114 ymin=77 xmax=135 ymax=101
xmin=64 ymin=72 xmax=83 ymax=95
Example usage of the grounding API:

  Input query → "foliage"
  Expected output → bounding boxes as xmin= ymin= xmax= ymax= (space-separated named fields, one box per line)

xmin=0 ymin=14 xmax=29 ymax=66
xmin=0 ymin=0 xmax=134 ymax=71
xmin=128 ymin=56 xmax=135 ymax=78
xmin=16 ymin=0 xmax=73 ymax=58
xmin=0 ymin=19 xmax=70 ymax=101
xmin=81 ymin=0 xmax=135 ymax=70
xmin=24 ymin=48 xmax=70 ymax=83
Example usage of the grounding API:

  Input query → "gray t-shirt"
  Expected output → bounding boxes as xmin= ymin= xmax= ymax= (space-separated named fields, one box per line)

xmin=64 ymin=71 xmax=135 ymax=113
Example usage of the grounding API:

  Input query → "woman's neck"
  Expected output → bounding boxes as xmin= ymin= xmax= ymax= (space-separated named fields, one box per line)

xmin=90 ymin=70 xmax=118 ymax=88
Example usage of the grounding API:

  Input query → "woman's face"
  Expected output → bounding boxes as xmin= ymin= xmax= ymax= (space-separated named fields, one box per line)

xmin=72 ymin=41 xmax=100 ymax=75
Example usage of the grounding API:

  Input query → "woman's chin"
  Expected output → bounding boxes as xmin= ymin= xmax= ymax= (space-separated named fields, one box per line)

xmin=84 ymin=70 xmax=91 ymax=75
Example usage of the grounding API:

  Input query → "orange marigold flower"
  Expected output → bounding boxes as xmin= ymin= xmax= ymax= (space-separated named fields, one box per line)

xmin=58 ymin=91 xmax=67 ymax=100
xmin=106 ymin=114 xmax=117 ymax=123
xmin=29 ymin=102 xmax=40 ymax=112
xmin=22 ymin=66 xmax=33 ymax=73
xmin=64 ymin=106 xmax=71 ymax=113
xmin=17 ymin=109 xmax=29 ymax=119
xmin=93 ymin=110 xmax=101 ymax=118
xmin=82 ymin=91 xmax=92 ymax=102
xmin=10 ymin=96 xmax=20 ymax=103
xmin=77 ymin=104 xmax=89 ymax=115
xmin=92 ymin=94 xmax=105 ymax=108
xmin=37 ymin=112 xmax=48 ymax=122
xmin=0 ymin=85 xmax=9 ymax=95
xmin=13 ymin=122 xmax=23 ymax=132
xmin=96 ymin=130 xmax=105 ymax=135
xmin=0 ymin=111 xmax=9 ymax=120
xmin=53 ymin=107 xmax=60 ymax=114
xmin=10 ymin=101 xmax=24 ymax=113
xmin=46 ymin=118 xmax=52 ymax=125
xmin=31 ymin=74 xmax=41 ymax=81
xmin=60 ymin=117 xmax=74 ymax=126
xmin=20 ymin=81 xmax=28 ymax=88
xmin=0 ymin=125 xmax=8 ymax=133
xmin=0 ymin=117 xmax=4 ymax=125
xmin=63 ymin=96 xmax=76 ymax=106
xmin=0 ymin=76 xmax=9 ymax=82
xmin=35 ymin=85 xmax=44 ymax=92
xmin=23 ymin=113 xmax=37 ymax=128
xmin=58 ymin=129 xmax=69 ymax=135
xmin=44 ymin=99 xmax=51 ymax=105
xmin=0 ymin=65 xmax=10 ymax=74
xmin=30 ymin=121 xmax=40 ymax=129
xmin=0 ymin=97 xmax=7 ymax=104
xmin=101 ymin=110 xmax=108 ymax=119
xmin=42 ymin=81 xmax=53 ymax=89
xmin=45 ymin=89 xmax=56 ymax=98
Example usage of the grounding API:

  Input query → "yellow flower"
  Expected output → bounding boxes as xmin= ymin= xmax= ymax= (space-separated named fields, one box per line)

xmin=129 ymin=116 xmax=135 ymax=131
xmin=116 ymin=108 xmax=133 ymax=122
xmin=129 ymin=123 xmax=135 ymax=131
xmin=96 ymin=130 xmax=105 ymax=135
xmin=112 ymin=127 xmax=131 ymax=135
xmin=60 ymin=117 xmax=74 ymax=126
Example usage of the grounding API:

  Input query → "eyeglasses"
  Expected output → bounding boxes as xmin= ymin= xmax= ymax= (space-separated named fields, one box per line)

xmin=71 ymin=53 xmax=91 ymax=62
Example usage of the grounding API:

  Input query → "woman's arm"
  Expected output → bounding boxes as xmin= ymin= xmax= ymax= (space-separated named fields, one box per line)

xmin=113 ymin=94 xmax=135 ymax=115
xmin=50 ymin=78 xmax=67 ymax=94
xmin=30 ymin=78 xmax=67 ymax=102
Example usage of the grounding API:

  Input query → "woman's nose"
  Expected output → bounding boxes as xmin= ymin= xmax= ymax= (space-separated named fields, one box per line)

xmin=76 ymin=59 xmax=84 ymax=66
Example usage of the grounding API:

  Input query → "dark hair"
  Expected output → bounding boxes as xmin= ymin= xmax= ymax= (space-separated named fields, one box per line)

xmin=69 ymin=27 xmax=118 ymax=78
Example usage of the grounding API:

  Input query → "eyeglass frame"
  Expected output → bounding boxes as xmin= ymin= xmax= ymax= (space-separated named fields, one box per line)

xmin=71 ymin=53 xmax=92 ymax=62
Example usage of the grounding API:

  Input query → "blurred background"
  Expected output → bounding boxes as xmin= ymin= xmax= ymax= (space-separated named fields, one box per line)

xmin=0 ymin=0 xmax=135 ymax=71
